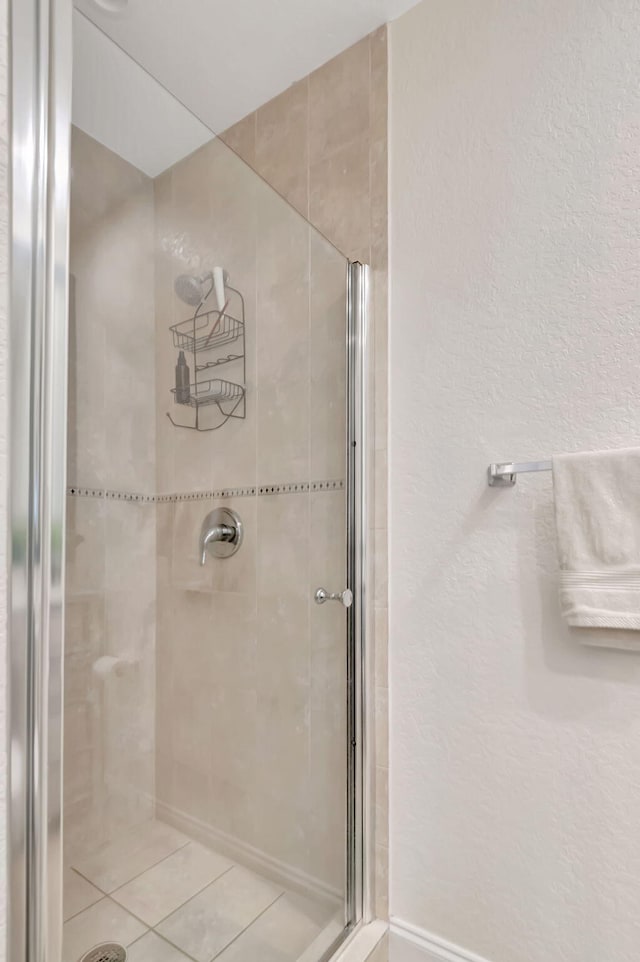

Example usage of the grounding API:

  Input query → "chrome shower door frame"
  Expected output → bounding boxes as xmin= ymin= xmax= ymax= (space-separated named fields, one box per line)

xmin=346 ymin=261 xmax=372 ymax=929
xmin=8 ymin=0 xmax=71 ymax=960
xmin=317 ymin=262 xmax=372 ymax=962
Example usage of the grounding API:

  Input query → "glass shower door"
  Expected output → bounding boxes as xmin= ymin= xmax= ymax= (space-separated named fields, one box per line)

xmin=60 ymin=10 xmax=360 ymax=962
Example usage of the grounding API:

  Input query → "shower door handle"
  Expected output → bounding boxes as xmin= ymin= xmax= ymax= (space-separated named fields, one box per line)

xmin=314 ymin=587 xmax=353 ymax=608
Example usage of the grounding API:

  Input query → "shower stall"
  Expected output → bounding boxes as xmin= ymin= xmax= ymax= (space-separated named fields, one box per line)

xmin=8 ymin=3 xmax=372 ymax=962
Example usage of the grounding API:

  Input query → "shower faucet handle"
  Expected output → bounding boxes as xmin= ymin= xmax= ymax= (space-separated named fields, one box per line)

xmin=200 ymin=507 xmax=243 ymax=564
xmin=314 ymin=587 xmax=353 ymax=608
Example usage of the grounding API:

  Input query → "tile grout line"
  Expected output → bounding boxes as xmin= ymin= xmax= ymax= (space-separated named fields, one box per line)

xmin=106 ymin=860 xmax=285 ymax=962
xmin=68 ymin=838 xmax=192 ymax=905
xmin=208 ymin=891 xmax=286 ymax=962
xmin=146 ymin=863 xmax=237 ymax=931
xmin=127 ymin=926 xmax=200 ymax=962
xmin=124 ymin=863 xmax=236 ymax=932
xmin=106 ymin=838 xmax=194 ymax=896
xmin=61 ymin=869 xmax=103 ymax=925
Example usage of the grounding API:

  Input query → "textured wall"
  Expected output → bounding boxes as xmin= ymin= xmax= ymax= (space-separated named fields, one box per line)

xmin=389 ymin=1 xmax=640 ymax=960
xmin=0 ymin=0 xmax=7 ymax=956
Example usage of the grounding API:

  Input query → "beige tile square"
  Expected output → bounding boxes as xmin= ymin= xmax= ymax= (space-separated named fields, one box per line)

xmin=208 ymin=682 xmax=259 ymax=789
xmin=112 ymin=842 xmax=232 ymax=926
xmin=374 ymin=526 xmax=388 ymax=609
xmin=62 ymin=898 xmax=147 ymax=962
xmin=171 ymin=499 xmax=214 ymax=592
xmin=64 ymin=796 xmax=105 ymax=871
xmin=257 ymin=493 xmax=310 ymax=603
xmin=251 ymin=793 xmax=321 ymax=889
xmin=215 ymin=892 xmax=331 ymax=962
xmin=375 ymin=686 xmax=389 ymax=770
xmin=373 ymin=266 xmax=388 ymax=374
xmin=375 ymin=765 xmax=389 ymax=850
xmin=155 ymin=757 xmax=213 ymax=830
xmin=169 ymin=677 xmax=220 ymax=777
xmin=374 ymin=607 xmax=389 ymax=688
xmin=309 ymin=37 xmax=370 ymax=160
xmin=309 ymin=138 xmax=370 ymax=260
xmin=104 ymin=344 xmax=155 ymax=496
xmin=310 ymin=233 xmax=347 ymax=481
xmin=375 ymin=844 xmax=389 ymax=920
xmin=255 ymin=685 xmax=312 ymax=819
xmin=168 ymin=413 xmax=214 ymax=491
xmin=63 ymin=646 xmax=97 ymax=707
xmin=64 ymin=745 xmax=94 ymax=807
xmin=64 ymin=701 xmax=93 ymax=762
xmin=63 ymin=867 xmax=102 ymax=921
xmin=127 ymin=931 xmax=193 ymax=961
xmin=256 ymin=80 xmax=309 ymax=218
xmin=374 ymin=449 xmax=388 ymax=530
xmin=65 ymin=497 xmax=106 ymax=597
xmin=374 ymin=363 xmax=388 ymax=453
xmin=309 ymin=708 xmax=348 ymax=891
xmin=64 ymin=593 xmax=104 ymax=657
xmin=66 ymin=276 xmax=106 ymax=488
xmin=72 ymin=821 xmax=189 ymax=893
xmin=156 ymin=866 xmax=282 ymax=962
xmin=156 ymin=500 xmax=175 ymax=589
xmin=104 ymin=500 xmax=155 ymax=596
xmin=256 ymin=202 xmax=311 ymax=483
xmin=370 ymin=139 xmax=388 ymax=271
xmin=209 ymin=589 xmax=258 ymax=690
xmin=256 ymin=593 xmax=310 ymax=695
xmin=256 ymin=364 xmax=310 ymax=483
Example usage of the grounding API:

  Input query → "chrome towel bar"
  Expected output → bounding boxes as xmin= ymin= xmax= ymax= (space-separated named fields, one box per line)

xmin=488 ymin=460 xmax=552 ymax=487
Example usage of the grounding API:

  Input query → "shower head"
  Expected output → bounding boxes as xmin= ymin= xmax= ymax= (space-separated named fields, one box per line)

xmin=174 ymin=271 xmax=214 ymax=307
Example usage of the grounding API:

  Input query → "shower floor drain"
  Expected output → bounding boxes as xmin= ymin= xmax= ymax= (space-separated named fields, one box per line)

xmin=79 ymin=944 xmax=127 ymax=962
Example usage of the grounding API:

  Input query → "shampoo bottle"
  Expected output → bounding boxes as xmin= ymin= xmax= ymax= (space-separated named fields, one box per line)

xmin=175 ymin=350 xmax=190 ymax=404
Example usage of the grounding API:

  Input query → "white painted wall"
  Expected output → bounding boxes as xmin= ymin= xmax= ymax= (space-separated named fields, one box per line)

xmin=389 ymin=2 xmax=640 ymax=961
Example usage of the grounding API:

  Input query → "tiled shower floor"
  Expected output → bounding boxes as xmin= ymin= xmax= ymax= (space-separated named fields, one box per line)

xmin=63 ymin=820 xmax=340 ymax=962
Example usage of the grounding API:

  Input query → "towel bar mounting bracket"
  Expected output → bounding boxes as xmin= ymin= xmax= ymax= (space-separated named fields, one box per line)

xmin=488 ymin=463 xmax=517 ymax=487
xmin=488 ymin=460 xmax=552 ymax=487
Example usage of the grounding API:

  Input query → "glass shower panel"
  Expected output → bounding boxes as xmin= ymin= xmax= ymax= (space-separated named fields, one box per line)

xmin=63 ymin=10 xmax=351 ymax=962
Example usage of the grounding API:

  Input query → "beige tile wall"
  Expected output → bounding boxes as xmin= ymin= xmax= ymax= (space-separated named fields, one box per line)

xmin=66 ymin=128 xmax=157 ymax=859
xmin=222 ymin=27 xmax=389 ymax=918
xmin=154 ymin=134 xmax=349 ymax=894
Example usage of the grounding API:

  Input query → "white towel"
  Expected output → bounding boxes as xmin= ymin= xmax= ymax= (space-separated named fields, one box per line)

xmin=553 ymin=447 xmax=640 ymax=629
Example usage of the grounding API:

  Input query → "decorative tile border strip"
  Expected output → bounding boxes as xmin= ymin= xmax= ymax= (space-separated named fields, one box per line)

xmin=67 ymin=486 xmax=104 ymax=499
xmin=162 ymin=486 xmax=258 ymax=502
xmin=67 ymin=479 xmax=345 ymax=502
xmin=258 ymin=479 xmax=344 ymax=496
xmin=105 ymin=489 xmax=155 ymax=503
xmin=311 ymin=479 xmax=344 ymax=492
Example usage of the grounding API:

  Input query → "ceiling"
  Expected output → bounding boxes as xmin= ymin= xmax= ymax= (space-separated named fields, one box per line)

xmin=73 ymin=12 xmax=213 ymax=177
xmin=72 ymin=0 xmax=420 ymax=175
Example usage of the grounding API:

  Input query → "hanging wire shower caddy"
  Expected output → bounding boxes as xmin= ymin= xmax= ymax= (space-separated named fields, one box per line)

xmin=167 ymin=284 xmax=247 ymax=432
